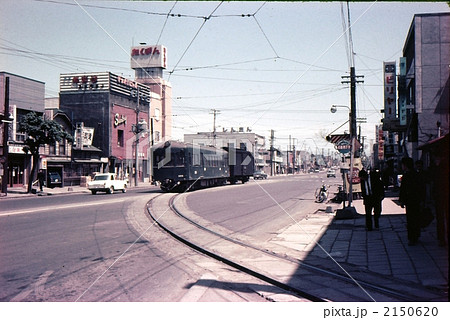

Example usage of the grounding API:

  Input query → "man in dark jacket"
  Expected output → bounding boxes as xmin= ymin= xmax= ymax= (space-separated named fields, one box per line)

xmin=399 ymin=157 xmax=421 ymax=245
xmin=359 ymin=168 xmax=385 ymax=231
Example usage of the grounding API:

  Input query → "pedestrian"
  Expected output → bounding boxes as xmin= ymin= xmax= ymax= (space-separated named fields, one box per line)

xmin=359 ymin=168 xmax=385 ymax=231
xmin=37 ymin=169 xmax=45 ymax=192
xmin=399 ymin=157 xmax=421 ymax=246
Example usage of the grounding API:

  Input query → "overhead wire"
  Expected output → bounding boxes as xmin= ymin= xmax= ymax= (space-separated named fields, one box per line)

xmin=14 ymin=1 xmax=380 ymax=143
xmin=168 ymin=1 xmax=224 ymax=80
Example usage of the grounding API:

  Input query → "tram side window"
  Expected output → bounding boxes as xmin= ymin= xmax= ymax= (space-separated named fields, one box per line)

xmin=154 ymin=150 xmax=185 ymax=167
xmin=204 ymin=153 xmax=224 ymax=167
xmin=176 ymin=151 xmax=186 ymax=166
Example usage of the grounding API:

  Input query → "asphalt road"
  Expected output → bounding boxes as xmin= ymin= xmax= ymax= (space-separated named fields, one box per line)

xmin=0 ymin=172 xmax=336 ymax=301
xmin=185 ymin=174 xmax=332 ymax=241
xmin=0 ymin=189 xmax=211 ymax=301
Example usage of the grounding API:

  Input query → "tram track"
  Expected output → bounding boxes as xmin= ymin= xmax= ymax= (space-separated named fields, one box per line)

xmin=146 ymin=192 xmax=445 ymax=302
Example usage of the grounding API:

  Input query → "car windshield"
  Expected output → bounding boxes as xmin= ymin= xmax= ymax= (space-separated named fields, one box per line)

xmin=94 ymin=175 xmax=108 ymax=181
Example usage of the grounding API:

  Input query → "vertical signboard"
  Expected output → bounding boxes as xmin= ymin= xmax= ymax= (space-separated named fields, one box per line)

xmin=398 ymin=57 xmax=407 ymax=126
xmin=377 ymin=126 xmax=384 ymax=161
xmin=383 ymin=62 xmax=396 ymax=119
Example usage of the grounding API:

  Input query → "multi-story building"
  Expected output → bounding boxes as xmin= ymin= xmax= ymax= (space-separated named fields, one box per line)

xmin=379 ymin=12 xmax=449 ymax=176
xmin=59 ymin=72 xmax=157 ymax=183
xmin=0 ymin=72 xmax=45 ymax=190
xmin=401 ymin=12 xmax=449 ymax=161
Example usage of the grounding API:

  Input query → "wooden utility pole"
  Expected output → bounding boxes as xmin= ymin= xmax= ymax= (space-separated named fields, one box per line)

xmin=1 ymin=77 xmax=9 ymax=195
xmin=210 ymin=109 xmax=220 ymax=146
xmin=270 ymin=129 xmax=274 ymax=176
xmin=340 ymin=67 xmax=364 ymax=210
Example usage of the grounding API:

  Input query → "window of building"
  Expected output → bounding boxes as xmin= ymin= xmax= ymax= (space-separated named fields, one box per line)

xmin=155 ymin=108 xmax=160 ymax=121
xmin=49 ymin=142 xmax=56 ymax=155
xmin=118 ymin=129 xmax=124 ymax=147
xmin=59 ymin=141 xmax=66 ymax=155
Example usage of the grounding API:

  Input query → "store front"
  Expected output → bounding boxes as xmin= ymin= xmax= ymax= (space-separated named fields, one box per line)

xmin=7 ymin=146 xmax=28 ymax=187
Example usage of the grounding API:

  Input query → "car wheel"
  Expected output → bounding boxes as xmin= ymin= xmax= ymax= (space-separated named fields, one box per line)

xmin=91 ymin=190 xmax=97 ymax=195
xmin=122 ymin=185 xmax=127 ymax=193
xmin=108 ymin=186 xmax=114 ymax=194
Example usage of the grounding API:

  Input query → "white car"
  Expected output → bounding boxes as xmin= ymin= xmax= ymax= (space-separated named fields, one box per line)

xmin=327 ymin=169 xmax=336 ymax=178
xmin=88 ymin=173 xmax=127 ymax=194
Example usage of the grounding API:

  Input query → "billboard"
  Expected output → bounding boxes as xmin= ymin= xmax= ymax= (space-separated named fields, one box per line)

xmin=130 ymin=45 xmax=167 ymax=69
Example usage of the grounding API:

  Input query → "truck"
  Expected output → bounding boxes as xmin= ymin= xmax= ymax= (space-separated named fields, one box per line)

xmin=87 ymin=173 xmax=127 ymax=195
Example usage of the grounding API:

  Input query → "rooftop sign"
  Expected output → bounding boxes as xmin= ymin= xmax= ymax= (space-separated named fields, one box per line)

xmin=130 ymin=45 xmax=167 ymax=70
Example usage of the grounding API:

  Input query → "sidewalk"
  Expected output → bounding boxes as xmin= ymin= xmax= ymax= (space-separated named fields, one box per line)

xmin=270 ymin=189 xmax=449 ymax=299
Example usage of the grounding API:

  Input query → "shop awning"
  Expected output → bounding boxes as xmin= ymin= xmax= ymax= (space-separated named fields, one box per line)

xmin=417 ymin=134 xmax=449 ymax=150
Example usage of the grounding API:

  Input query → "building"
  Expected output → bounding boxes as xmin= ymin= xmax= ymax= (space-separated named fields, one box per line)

xmin=44 ymin=105 xmax=76 ymax=186
xmin=59 ymin=72 xmax=156 ymax=183
xmin=401 ymin=12 xmax=449 ymax=161
xmin=378 ymin=12 xmax=449 ymax=176
xmin=1 ymin=72 xmax=45 ymax=190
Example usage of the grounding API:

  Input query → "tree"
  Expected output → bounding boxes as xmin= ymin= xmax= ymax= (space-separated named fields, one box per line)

xmin=18 ymin=112 xmax=73 ymax=193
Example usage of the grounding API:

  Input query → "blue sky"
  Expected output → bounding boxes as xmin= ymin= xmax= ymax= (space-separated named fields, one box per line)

xmin=1 ymin=1 xmax=449 ymax=154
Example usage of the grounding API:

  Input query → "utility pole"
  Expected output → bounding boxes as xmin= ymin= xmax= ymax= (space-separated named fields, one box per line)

xmin=210 ymin=109 xmax=220 ymax=147
xmin=340 ymin=66 xmax=364 ymax=212
xmin=287 ymin=135 xmax=291 ymax=175
xmin=135 ymin=86 xmax=140 ymax=187
xmin=270 ymin=129 xmax=274 ymax=176
xmin=1 ymin=77 xmax=10 ymax=195
xmin=341 ymin=67 xmax=364 ymax=138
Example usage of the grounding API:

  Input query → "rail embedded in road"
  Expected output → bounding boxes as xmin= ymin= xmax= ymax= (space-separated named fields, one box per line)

xmin=146 ymin=192 xmax=443 ymax=302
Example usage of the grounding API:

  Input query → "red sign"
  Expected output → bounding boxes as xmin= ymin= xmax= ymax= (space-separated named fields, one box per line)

xmin=131 ymin=46 xmax=160 ymax=57
xmin=347 ymin=167 xmax=360 ymax=184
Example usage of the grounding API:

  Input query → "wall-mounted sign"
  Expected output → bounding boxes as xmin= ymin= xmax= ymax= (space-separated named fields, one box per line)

xmin=8 ymin=144 xmax=26 ymax=154
xmin=60 ymin=72 xmax=152 ymax=104
xmin=60 ymin=72 xmax=109 ymax=92
xmin=109 ymin=73 xmax=151 ymax=104
xmin=377 ymin=126 xmax=384 ymax=161
xmin=114 ymin=113 xmax=127 ymax=127
xmin=383 ymin=61 xmax=396 ymax=120
xmin=74 ymin=122 xmax=94 ymax=148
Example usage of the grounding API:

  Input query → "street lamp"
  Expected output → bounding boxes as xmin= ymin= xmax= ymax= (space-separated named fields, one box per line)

xmin=0 ymin=113 xmax=14 ymax=123
xmin=331 ymin=105 xmax=351 ymax=134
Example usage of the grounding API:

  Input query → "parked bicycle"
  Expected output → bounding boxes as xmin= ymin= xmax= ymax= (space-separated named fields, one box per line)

xmin=315 ymin=182 xmax=329 ymax=203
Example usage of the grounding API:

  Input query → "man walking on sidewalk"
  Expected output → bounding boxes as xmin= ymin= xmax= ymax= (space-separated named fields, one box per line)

xmin=359 ymin=168 xmax=385 ymax=231
xmin=399 ymin=157 xmax=421 ymax=246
